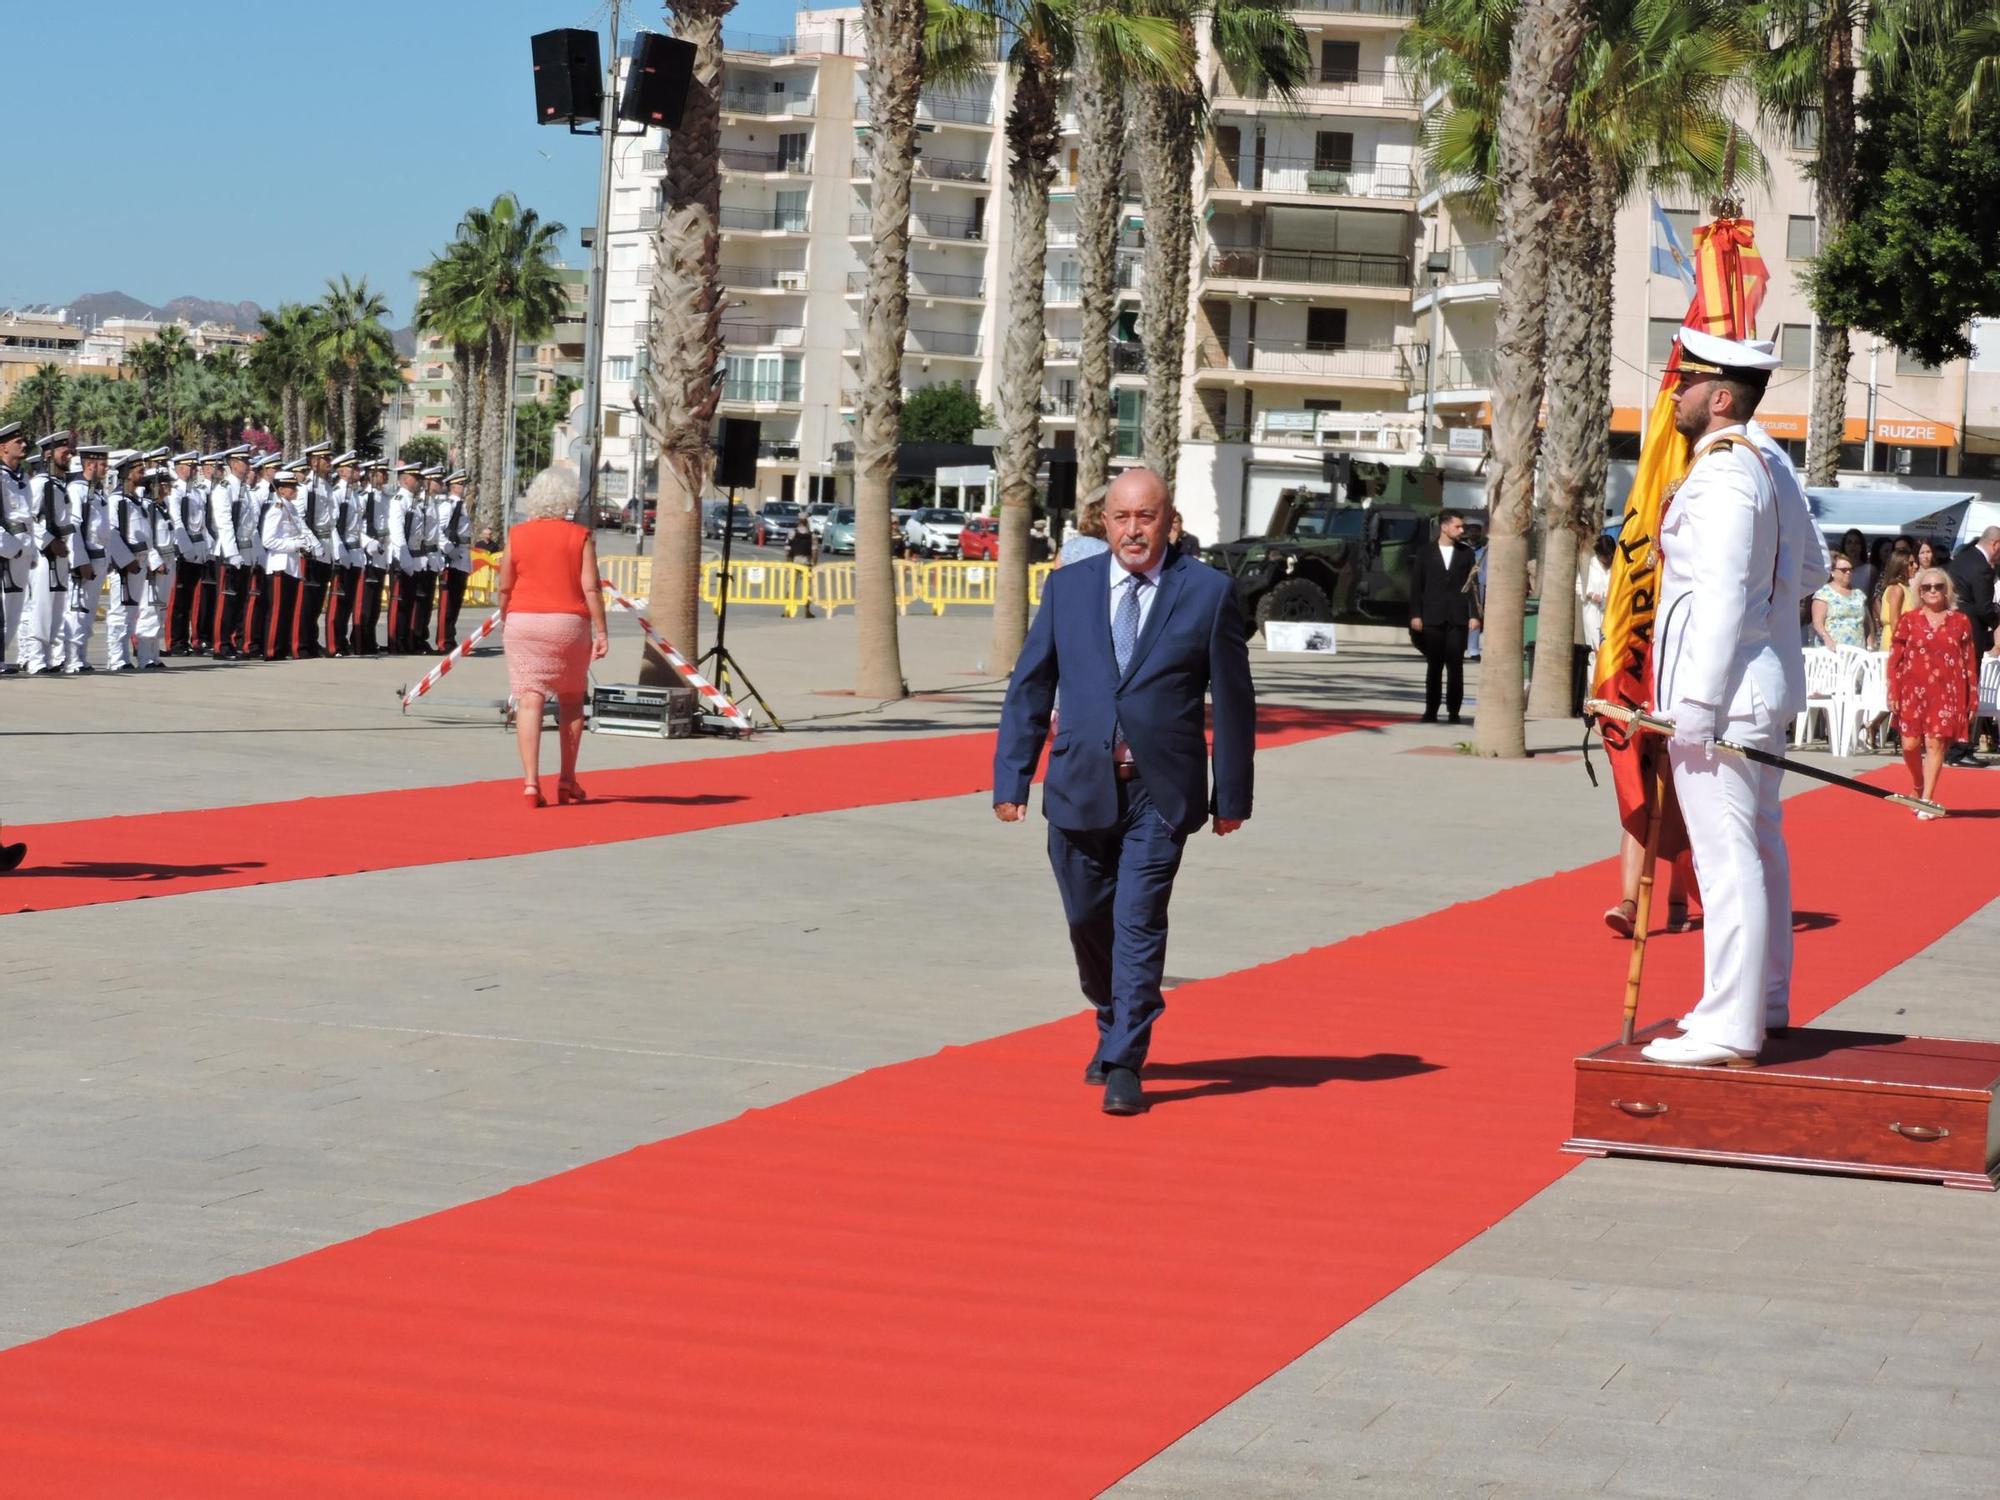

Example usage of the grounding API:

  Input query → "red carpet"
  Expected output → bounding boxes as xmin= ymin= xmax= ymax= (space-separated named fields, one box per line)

xmin=4 ymin=768 xmax=1998 ymax=1497
xmin=0 ymin=705 xmax=1379 ymax=916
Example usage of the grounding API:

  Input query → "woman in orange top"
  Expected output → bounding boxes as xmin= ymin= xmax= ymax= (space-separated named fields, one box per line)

xmin=498 ymin=464 xmax=609 ymax=807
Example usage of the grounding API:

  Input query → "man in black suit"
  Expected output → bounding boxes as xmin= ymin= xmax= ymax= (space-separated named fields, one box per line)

xmin=1948 ymin=526 xmax=2000 ymax=763
xmin=1409 ymin=509 xmax=1481 ymax=724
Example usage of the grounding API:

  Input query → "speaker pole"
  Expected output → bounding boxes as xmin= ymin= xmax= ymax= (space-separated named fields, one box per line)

xmin=695 ymin=484 xmax=783 ymax=730
xmin=573 ymin=0 xmax=623 ymax=525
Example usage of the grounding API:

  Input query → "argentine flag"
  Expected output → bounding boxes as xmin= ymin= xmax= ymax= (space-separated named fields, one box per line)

xmin=1649 ymin=198 xmax=1697 ymax=299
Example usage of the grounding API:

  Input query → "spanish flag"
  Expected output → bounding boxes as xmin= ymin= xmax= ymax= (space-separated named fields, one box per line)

xmin=1591 ymin=218 xmax=1770 ymax=848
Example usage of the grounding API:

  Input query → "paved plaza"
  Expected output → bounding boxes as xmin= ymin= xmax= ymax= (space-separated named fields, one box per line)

xmin=5 ymin=603 xmax=1998 ymax=1496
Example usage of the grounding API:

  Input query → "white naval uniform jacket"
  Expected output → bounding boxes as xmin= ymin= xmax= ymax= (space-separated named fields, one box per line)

xmin=332 ymin=481 xmax=366 ymax=567
xmin=1652 ymin=424 xmax=1795 ymax=733
xmin=301 ymin=475 xmax=336 ymax=564
xmin=169 ymin=479 xmax=213 ymax=566
xmin=71 ymin=482 xmax=113 ymax=581
xmin=437 ymin=496 xmax=472 ymax=572
xmin=214 ymin=477 xmax=250 ymax=566
xmin=260 ymin=495 xmax=310 ymax=576
xmin=0 ymin=465 xmax=32 ymax=589
xmin=29 ymin=472 xmax=77 ymax=587
xmin=389 ymin=485 xmax=425 ymax=573
xmin=111 ymin=491 xmax=150 ymax=606
xmin=361 ymin=485 xmax=391 ymax=568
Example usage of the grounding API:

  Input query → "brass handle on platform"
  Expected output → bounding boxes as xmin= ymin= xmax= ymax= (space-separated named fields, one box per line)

xmin=1889 ymin=1122 xmax=1949 ymax=1142
xmin=1611 ymin=1100 xmax=1668 ymax=1118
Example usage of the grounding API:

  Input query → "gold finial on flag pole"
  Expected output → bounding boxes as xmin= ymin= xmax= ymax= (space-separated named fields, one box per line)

xmin=1709 ymin=125 xmax=1742 ymax=221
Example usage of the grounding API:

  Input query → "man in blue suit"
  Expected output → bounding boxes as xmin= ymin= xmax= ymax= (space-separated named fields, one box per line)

xmin=994 ymin=468 xmax=1256 ymax=1115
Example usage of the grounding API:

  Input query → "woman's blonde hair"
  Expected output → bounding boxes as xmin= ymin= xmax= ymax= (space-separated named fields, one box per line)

xmin=523 ymin=463 xmax=581 ymax=522
xmin=1076 ymin=499 xmax=1107 ymax=539
xmin=1913 ymin=566 xmax=1957 ymax=609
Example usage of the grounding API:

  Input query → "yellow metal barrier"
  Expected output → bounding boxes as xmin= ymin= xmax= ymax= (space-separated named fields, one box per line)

xmin=600 ymin=554 xmax=654 ymax=599
xmin=1029 ymin=562 xmax=1056 ymax=605
xmin=700 ymin=559 xmax=812 ymax=618
xmin=812 ymin=561 xmax=858 ymax=616
xmin=920 ymin=559 xmax=1000 ymax=613
xmin=464 ymin=549 xmax=502 ymax=607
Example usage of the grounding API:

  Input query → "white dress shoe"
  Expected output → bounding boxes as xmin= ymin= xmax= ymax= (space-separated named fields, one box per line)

xmin=1641 ymin=1034 xmax=1757 ymax=1068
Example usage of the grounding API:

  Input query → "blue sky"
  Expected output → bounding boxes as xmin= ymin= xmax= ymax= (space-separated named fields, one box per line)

xmin=6 ymin=0 xmax=797 ymax=327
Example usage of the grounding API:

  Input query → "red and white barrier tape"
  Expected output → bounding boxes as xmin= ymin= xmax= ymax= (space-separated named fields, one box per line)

xmin=597 ymin=578 xmax=752 ymax=730
xmin=399 ymin=610 xmax=501 ymax=710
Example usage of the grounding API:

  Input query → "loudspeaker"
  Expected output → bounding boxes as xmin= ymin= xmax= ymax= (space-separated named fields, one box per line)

xmin=532 ymin=29 xmax=603 ymax=124
xmin=1045 ymin=455 xmax=1077 ymax=512
xmin=620 ymin=33 xmax=697 ymax=129
xmin=715 ymin=418 xmax=760 ymax=490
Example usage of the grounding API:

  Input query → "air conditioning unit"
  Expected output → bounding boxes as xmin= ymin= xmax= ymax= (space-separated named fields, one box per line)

xmin=776 ymin=271 xmax=808 ymax=291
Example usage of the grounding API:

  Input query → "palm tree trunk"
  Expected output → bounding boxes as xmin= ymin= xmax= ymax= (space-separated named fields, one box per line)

xmin=452 ymin=338 xmax=475 ymax=478
xmin=1525 ymin=147 xmax=1612 ymax=720
xmin=1805 ymin=17 xmax=1858 ymax=487
xmin=990 ymin=44 xmax=1061 ymax=677
xmin=1135 ymin=75 xmax=1196 ymax=488
xmin=1477 ymin=0 xmax=1589 ymax=759
xmin=855 ymin=0 xmax=926 ymax=700
xmin=644 ymin=2 xmax=731 ymax=684
xmin=480 ymin=331 xmax=509 ymax=533
xmin=1072 ymin=5 xmax=1123 ymax=508
xmin=467 ymin=353 xmax=489 ymax=500
xmin=344 ymin=365 xmax=359 ymax=454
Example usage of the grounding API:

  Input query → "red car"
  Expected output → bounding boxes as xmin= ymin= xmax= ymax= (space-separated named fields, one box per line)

xmin=958 ymin=515 xmax=999 ymax=561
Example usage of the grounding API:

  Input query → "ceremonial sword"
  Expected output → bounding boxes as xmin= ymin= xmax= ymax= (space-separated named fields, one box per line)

xmin=1585 ymin=698 xmax=1946 ymax=816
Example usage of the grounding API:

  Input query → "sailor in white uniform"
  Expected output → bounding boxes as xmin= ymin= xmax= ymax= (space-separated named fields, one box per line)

xmin=103 ymin=452 xmax=150 ymax=670
xmin=1644 ymin=329 xmax=1824 ymax=1067
xmin=258 ymin=469 xmax=313 ymax=659
xmin=20 ymin=431 xmax=77 ymax=674
xmin=0 ymin=423 xmax=32 ymax=672
xmin=166 ymin=451 xmax=212 ymax=654
xmin=61 ymin=445 xmax=115 ymax=672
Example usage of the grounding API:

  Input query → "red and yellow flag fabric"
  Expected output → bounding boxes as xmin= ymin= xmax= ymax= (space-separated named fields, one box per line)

xmin=1591 ymin=218 xmax=1770 ymax=848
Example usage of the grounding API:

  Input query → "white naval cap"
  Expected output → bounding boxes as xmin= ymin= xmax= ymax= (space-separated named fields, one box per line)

xmin=332 ymin=450 xmax=359 ymax=467
xmin=108 ymin=448 xmax=142 ymax=468
xmin=253 ymin=450 xmax=283 ymax=468
xmin=1675 ymin=327 xmax=1780 ymax=380
xmin=173 ymin=450 xmax=200 ymax=465
xmin=275 ymin=469 xmax=302 ymax=486
xmin=300 ymin=441 xmax=333 ymax=458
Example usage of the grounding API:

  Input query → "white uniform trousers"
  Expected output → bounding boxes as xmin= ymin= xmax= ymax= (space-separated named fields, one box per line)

xmin=105 ymin=570 xmax=143 ymax=670
xmin=61 ymin=570 xmax=105 ymax=670
xmin=137 ymin=561 xmax=171 ymax=667
xmin=18 ymin=559 xmax=63 ymax=672
xmin=1669 ymin=701 xmax=1793 ymax=1056
xmin=1 ymin=581 xmax=23 ymax=667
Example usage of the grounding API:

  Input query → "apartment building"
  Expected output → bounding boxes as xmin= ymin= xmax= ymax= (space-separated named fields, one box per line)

xmin=76 ymin=317 xmax=257 ymax=369
xmin=0 ymin=309 xmax=87 ymax=406
xmin=407 ymin=264 xmax=587 ymax=456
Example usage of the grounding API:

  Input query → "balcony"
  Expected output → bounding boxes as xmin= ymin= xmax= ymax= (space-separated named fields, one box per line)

xmin=847 ymin=211 xmax=985 ymax=243
xmin=1412 ymin=241 xmax=1502 ymax=311
xmin=1204 ymin=246 xmax=1410 ymax=290
xmin=1433 ymin=347 xmax=1497 ymax=394
xmin=1045 ymin=337 xmax=1082 ymax=363
xmin=854 ymin=93 xmax=997 ymax=128
xmin=720 ymin=206 xmax=811 ymax=234
xmin=1289 ymin=0 xmax=1413 ymax=16
xmin=720 ymin=322 xmax=806 ymax=348
xmin=721 ymin=148 xmax=813 ymax=175
xmin=1045 ymin=279 xmax=1081 ymax=305
xmin=720 ymin=263 xmax=811 ymax=291
xmin=1040 ymin=394 xmax=1078 ymax=418
xmin=1113 ymin=342 xmax=1146 ymax=375
xmin=1221 ymin=408 xmax=1423 ymax=449
xmin=720 ymin=377 xmax=804 ymax=405
xmin=723 ymin=26 xmax=863 ymax=57
xmin=1211 ymin=68 xmax=1418 ymax=113
xmin=1207 ymin=157 xmax=1417 ymax=202
xmin=1193 ymin=338 xmax=1410 ymax=386
xmin=855 ymin=150 xmax=992 ymax=184
xmin=844 ymin=327 xmax=985 ymax=359
xmin=846 ymin=269 xmax=986 ymax=300
xmin=720 ymin=87 xmax=816 ymax=117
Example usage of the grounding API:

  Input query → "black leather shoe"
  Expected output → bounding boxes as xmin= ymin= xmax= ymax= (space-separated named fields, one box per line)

xmin=0 ymin=842 xmax=26 ymax=874
xmin=1419 ymin=712 xmax=1438 ymax=723
xmin=1084 ymin=1060 xmax=1107 ymax=1086
xmin=1102 ymin=1066 xmax=1144 ymax=1115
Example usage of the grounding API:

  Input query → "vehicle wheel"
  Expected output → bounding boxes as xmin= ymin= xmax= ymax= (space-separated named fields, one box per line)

xmin=1255 ymin=577 xmax=1332 ymax=626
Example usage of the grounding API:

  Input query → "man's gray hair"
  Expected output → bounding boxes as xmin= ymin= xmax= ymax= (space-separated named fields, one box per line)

xmin=523 ymin=463 xmax=582 ymax=522
xmin=1981 ymin=525 xmax=2000 ymax=548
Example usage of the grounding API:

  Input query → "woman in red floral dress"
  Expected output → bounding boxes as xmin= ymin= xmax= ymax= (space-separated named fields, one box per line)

xmin=1887 ymin=567 xmax=1978 ymax=817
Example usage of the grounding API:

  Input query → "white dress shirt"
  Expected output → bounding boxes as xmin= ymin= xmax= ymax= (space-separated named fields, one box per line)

xmin=1108 ymin=553 xmax=1166 ymax=637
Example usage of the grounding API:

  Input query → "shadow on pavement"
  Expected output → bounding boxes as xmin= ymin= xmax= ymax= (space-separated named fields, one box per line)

xmin=1141 ymin=1051 xmax=1441 ymax=1108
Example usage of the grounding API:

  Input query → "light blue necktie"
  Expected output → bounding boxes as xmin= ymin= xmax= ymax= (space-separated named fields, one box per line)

xmin=1113 ymin=571 xmax=1146 ymax=676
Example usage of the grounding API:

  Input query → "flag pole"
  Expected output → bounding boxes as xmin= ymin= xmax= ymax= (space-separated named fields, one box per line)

xmin=1621 ymin=759 xmax=1668 ymax=1045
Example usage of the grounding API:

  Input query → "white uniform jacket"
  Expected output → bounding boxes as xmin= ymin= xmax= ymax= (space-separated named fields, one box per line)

xmin=260 ymin=495 xmax=310 ymax=577
xmin=331 ymin=481 xmax=366 ymax=567
xmin=390 ymin=486 xmax=427 ymax=574
xmin=361 ymin=485 xmax=391 ymax=568
xmin=437 ymin=496 xmax=473 ymax=573
xmin=301 ymin=475 xmax=335 ymax=563
xmin=0 ymin=465 xmax=32 ymax=589
xmin=29 ymin=473 xmax=76 ymax=587
xmin=71 ymin=482 xmax=114 ymax=580
xmin=111 ymin=492 xmax=150 ymax=605
xmin=1653 ymin=424 xmax=1797 ymax=727
xmin=170 ymin=479 xmax=213 ymax=565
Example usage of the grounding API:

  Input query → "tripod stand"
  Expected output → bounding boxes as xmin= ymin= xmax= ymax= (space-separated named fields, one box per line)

xmin=695 ymin=484 xmax=782 ymax=729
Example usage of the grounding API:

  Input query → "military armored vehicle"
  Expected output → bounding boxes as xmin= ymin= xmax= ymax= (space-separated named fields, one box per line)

xmin=1203 ymin=458 xmax=1462 ymax=628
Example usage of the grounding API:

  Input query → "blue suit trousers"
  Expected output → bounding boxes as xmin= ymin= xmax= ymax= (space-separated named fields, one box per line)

xmin=1047 ymin=776 xmax=1187 ymax=1071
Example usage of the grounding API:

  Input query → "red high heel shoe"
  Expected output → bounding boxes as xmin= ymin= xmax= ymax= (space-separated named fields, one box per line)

xmin=557 ymin=778 xmax=588 ymax=805
xmin=523 ymin=780 xmax=545 ymax=809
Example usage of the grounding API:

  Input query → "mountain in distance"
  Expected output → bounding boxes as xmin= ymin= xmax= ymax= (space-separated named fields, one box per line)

xmin=59 ymin=290 xmax=266 ymax=331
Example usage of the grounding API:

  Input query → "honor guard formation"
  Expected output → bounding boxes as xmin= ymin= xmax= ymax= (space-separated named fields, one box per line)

xmin=0 ymin=424 xmax=478 ymax=674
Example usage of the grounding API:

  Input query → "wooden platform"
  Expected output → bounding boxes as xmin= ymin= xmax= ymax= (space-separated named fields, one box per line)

xmin=1564 ymin=1022 xmax=2000 ymax=1191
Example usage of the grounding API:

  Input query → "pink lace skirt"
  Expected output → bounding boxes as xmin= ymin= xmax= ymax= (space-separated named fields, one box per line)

xmin=504 ymin=612 xmax=592 ymax=699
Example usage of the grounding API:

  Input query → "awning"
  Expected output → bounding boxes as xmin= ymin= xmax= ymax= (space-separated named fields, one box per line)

xmin=1805 ymin=487 xmax=1974 ymax=537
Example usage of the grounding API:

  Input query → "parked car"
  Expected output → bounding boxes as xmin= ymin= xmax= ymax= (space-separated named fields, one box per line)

xmin=820 ymin=507 xmax=858 ymax=557
xmin=803 ymin=501 xmax=839 ymax=538
xmin=957 ymin=514 xmax=999 ymax=561
xmin=753 ymin=500 xmax=803 ymax=547
xmin=903 ymin=507 xmax=969 ymax=557
xmin=594 ymin=501 xmax=624 ymax=529
xmin=702 ymin=499 xmax=755 ymax=540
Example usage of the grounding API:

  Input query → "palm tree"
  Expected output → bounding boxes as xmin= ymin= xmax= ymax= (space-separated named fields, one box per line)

xmin=11 ymin=363 xmax=69 ymax=440
xmin=418 ymin=196 xmax=568 ymax=534
xmin=251 ymin=303 xmax=318 ymax=452
xmin=313 ymin=275 xmax=395 ymax=453
xmin=1133 ymin=0 xmax=1308 ymax=487
xmin=1475 ymin=0 xmax=1591 ymax=758
xmin=1754 ymin=1 xmax=1870 ymax=486
xmin=854 ymin=0 xmax=931 ymax=699
xmin=643 ymin=0 xmax=734 ymax=683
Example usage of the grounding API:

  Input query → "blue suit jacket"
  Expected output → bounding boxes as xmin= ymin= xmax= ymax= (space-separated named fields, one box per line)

xmin=993 ymin=550 xmax=1256 ymax=834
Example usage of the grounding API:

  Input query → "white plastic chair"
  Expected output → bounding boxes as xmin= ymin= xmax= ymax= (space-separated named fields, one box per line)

xmin=1794 ymin=646 xmax=1841 ymax=747
xmin=1979 ymin=656 xmax=2000 ymax=719
xmin=1832 ymin=651 xmax=1888 ymax=757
